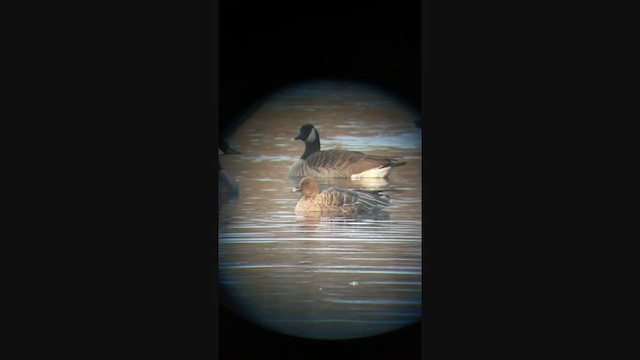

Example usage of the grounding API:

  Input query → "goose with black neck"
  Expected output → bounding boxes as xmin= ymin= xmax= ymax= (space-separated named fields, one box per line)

xmin=288 ymin=124 xmax=406 ymax=179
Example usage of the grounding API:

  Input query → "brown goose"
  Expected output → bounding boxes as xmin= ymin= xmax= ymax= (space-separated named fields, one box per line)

xmin=291 ymin=176 xmax=390 ymax=215
xmin=288 ymin=124 xmax=406 ymax=179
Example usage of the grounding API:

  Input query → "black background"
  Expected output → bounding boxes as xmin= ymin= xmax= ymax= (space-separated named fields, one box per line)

xmin=219 ymin=1 xmax=421 ymax=137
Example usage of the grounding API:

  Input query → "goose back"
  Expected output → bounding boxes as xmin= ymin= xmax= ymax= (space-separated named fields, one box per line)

xmin=296 ymin=149 xmax=406 ymax=178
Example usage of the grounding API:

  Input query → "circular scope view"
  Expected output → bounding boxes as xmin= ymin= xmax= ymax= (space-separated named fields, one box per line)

xmin=218 ymin=80 xmax=422 ymax=340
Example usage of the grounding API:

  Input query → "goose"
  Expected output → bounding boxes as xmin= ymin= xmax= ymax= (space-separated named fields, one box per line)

xmin=218 ymin=140 xmax=241 ymax=194
xmin=288 ymin=124 xmax=406 ymax=179
xmin=219 ymin=139 xmax=241 ymax=155
xmin=291 ymin=176 xmax=390 ymax=215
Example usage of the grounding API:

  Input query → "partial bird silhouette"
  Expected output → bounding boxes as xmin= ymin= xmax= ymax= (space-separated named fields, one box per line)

xmin=218 ymin=140 xmax=241 ymax=194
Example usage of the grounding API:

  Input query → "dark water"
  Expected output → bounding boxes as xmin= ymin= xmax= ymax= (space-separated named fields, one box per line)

xmin=218 ymin=81 xmax=422 ymax=340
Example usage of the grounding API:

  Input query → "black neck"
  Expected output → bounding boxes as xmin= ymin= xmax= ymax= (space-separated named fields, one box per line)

xmin=301 ymin=136 xmax=320 ymax=160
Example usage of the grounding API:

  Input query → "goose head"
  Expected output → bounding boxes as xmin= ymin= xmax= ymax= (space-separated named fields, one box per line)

xmin=291 ymin=176 xmax=321 ymax=196
xmin=294 ymin=124 xmax=319 ymax=144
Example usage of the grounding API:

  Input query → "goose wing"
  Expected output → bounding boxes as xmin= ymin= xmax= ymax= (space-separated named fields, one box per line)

xmin=306 ymin=150 xmax=405 ymax=174
xmin=318 ymin=187 xmax=390 ymax=211
xmin=316 ymin=187 xmax=361 ymax=207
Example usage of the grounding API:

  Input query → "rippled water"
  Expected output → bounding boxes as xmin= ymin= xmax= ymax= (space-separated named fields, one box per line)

xmin=218 ymin=81 xmax=422 ymax=340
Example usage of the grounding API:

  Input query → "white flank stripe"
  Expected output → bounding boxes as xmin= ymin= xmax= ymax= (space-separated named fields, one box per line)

xmin=351 ymin=166 xmax=391 ymax=179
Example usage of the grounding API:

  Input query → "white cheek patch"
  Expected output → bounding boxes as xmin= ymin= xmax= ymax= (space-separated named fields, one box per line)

xmin=306 ymin=128 xmax=317 ymax=143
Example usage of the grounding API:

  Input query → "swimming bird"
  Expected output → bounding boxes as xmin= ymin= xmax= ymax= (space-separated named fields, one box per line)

xmin=218 ymin=140 xmax=241 ymax=194
xmin=288 ymin=124 xmax=406 ymax=179
xmin=219 ymin=139 xmax=241 ymax=155
xmin=291 ymin=176 xmax=390 ymax=215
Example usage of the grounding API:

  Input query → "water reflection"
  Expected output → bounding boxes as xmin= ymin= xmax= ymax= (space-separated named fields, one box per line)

xmin=218 ymin=80 xmax=421 ymax=340
xmin=219 ymin=228 xmax=422 ymax=340
xmin=294 ymin=211 xmax=392 ymax=232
